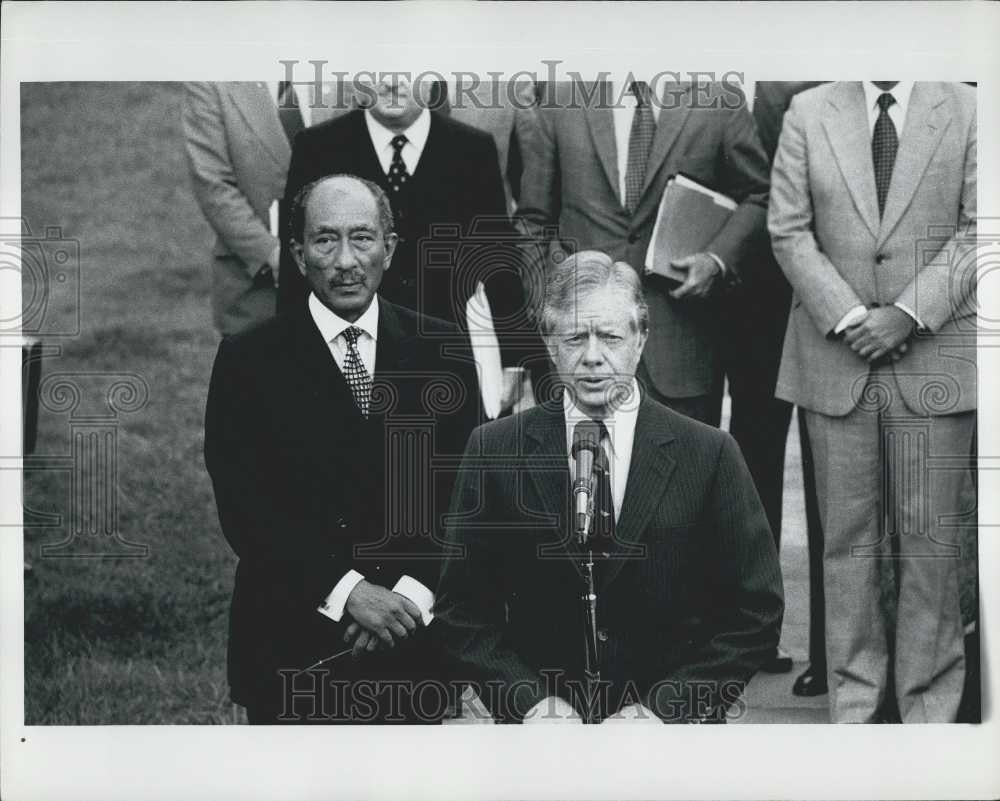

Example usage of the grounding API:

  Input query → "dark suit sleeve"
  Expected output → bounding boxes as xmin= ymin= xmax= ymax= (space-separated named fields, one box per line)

xmin=277 ymin=131 xmax=313 ymax=313
xmin=433 ymin=428 xmax=551 ymax=722
xmin=705 ymin=86 xmax=771 ymax=282
xmin=511 ymin=100 xmax=559 ymax=323
xmin=462 ymin=132 xmax=539 ymax=369
xmin=645 ymin=434 xmax=784 ymax=723
xmin=204 ymin=338 xmax=343 ymax=610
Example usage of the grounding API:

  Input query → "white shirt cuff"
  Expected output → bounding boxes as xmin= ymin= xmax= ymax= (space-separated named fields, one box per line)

xmin=893 ymin=302 xmax=925 ymax=330
xmin=317 ymin=569 xmax=366 ymax=623
xmin=834 ymin=305 xmax=868 ymax=335
xmin=706 ymin=252 xmax=726 ymax=275
xmin=392 ymin=574 xmax=435 ymax=625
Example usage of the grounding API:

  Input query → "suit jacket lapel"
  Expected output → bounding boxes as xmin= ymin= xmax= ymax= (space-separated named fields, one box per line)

xmin=877 ymin=83 xmax=950 ymax=246
xmin=286 ymin=298 xmax=361 ymax=421
xmin=523 ymin=402 xmax=575 ymax=559
xmin=601 ymin=397 xmax=677 ymax=587
xmin=821 ymin=82 xmax=880 ymax=240
xmin=640 ymin=81 xmax=693 ymax=199
xmin=226 ymin=82 xmax=291 ymax=169
xmin=584 ymin=83 xmax=621 ymax=202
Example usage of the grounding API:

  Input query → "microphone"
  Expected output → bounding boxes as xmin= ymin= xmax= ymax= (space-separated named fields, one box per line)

xmin=571 ymin=421 xmax=602 ymax=543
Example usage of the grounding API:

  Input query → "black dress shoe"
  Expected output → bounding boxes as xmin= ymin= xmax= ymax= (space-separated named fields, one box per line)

xmin=792 ymin=664 xmax=828 ymax=697
xmin=760 ymin=647 xmax=794 ymax=674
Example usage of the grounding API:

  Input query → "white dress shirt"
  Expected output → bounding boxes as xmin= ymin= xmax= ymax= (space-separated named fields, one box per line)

xmin=833 ymin=81 xmax=921 ymax=335
xmin=307 ymin=293 xmax=435 ymax=625
xmin=562 ymin=379 xmax=642 ymax=519
xmin=364 ymin=107 xmax=432 ymax=176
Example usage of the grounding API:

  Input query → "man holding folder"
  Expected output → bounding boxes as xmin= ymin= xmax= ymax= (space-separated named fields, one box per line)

xmin=516 ymin=77 xmax=770 ymax=424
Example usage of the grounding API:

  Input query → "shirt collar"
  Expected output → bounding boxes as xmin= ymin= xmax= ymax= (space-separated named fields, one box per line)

xmin=863 ymin=81 xmax=914 ymax=121
xmin=364 ymin=107 xmax=432 ymax=156
xmin=308 ymin=292 xmax=380 ymax=345
xmin=562 ymin=378 xmax=641 ymax=457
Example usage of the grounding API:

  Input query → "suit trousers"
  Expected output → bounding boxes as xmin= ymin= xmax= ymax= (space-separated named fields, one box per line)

xmin=804 ymin=367 xmax=974 ymax=723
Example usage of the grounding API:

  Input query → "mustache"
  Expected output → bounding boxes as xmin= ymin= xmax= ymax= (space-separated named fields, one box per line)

xmin=327 ymin=273 xmax=367 ymax=287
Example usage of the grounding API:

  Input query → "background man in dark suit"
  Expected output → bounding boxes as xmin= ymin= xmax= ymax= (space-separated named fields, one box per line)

xmin=205 ymin=175 xmax=479 ymax=723
xmin=279 ymin=76 xmax=538 ymax=414
xmin=769 ymin=82 xmax=977 ymax=722
xmin=720 ymin=81 xmax=828 ymax=684
xmin=516 ymin=78 xmax=771 ymax=424
xmin=435 ymin=250 xmax=783 ymax=724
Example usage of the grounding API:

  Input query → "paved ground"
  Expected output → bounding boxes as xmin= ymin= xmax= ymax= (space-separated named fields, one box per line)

xmin=734 ymin=407 xmax=830 ymax=724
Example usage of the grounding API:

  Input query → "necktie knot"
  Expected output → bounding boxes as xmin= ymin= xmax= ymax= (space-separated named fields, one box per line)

xmin=629 ymin=80 xmax=651 ymax=106
xmin=390 ymin=134 xmax=408 ymax=153
xmin=342 ymin=326 xmax=362 ymax=346
xmin=877 ymin=92 xmax=896 ymax=113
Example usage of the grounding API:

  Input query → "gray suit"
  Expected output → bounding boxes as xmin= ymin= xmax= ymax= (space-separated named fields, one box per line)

xmin=768 ymin=82 xmax=977 ymax=722
xmin=517 ymin=81 xmax=770 ymax=405
xmin=184 ymin=82 xmax=332 ymax=335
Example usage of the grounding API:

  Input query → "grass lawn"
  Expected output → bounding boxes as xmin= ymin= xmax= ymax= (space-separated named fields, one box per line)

xmin=22 ymin=82 xmax=244 ymax=724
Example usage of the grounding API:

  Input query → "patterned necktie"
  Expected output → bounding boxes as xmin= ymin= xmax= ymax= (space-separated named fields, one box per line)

xmin=340 ymin=326 xmax=372 ymax=418
xmin=387 ymin=134 xmax=410 ymax=195
xmin=276 ymin=81 xmax=305 ymax=144
xmin=624 ymin=81 xmax=656 ymax=214
xmin=591 ymin=421 xmax=617 ymax=547
xmin=872 ymin=92 xmax=898 ymax=217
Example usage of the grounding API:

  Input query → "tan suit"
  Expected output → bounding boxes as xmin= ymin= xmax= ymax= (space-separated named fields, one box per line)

xmin=768 ymin=82 xmax=977 ymax=722
xmin=183 ymin=82 xmax=336 ymax=335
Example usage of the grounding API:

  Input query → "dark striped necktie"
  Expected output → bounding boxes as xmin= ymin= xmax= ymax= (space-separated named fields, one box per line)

xmin=872 ymin=92 xmax=898 ymax=217
xmin=624 ymin=81 xmax=656 ymax=214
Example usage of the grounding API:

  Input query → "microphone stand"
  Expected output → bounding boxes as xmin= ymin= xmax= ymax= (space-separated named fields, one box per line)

xmin=577 ymin=495 xmax=601 ymax=724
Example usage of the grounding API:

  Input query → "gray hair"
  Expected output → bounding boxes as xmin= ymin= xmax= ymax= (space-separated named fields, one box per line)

xmin=288 ymin=174 xmax=395 ymax=244
xmin=539 ymin=250 xmax=649 ymax=335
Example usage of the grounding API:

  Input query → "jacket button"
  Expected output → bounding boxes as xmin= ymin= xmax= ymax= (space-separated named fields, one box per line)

xmin=628 ymin=233 xmax=639 ymax=244
xmin=337 ymin=518 xmax=348 ymax=529
xmin=597 ymin=628 xmax=609 ymax=643
xmin=876 ymin=254 xmax=886 ymax=265
xmin=375 ymin=564 xmax=382 ymax=572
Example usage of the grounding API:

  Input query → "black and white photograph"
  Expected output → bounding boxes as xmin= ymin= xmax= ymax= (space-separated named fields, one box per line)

xmin=1 ymin=2 xmax=998 ymax=799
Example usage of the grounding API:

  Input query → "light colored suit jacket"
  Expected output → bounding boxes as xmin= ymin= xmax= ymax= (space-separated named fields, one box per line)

xmin=183 ymin=82 xmax=337 ymax=335
xmin=768 ymin=82 xmax=977 ymax=416
xmin=517 ymin=81 xmax=770 ymax=398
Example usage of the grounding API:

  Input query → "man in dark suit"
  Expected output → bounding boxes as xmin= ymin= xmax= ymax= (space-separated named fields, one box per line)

xmin=516 ymin=78 xmax=771 ymax=424
xmin=435 ymin=250 xmax=784 ymax=724
xmin=720 ymin=81 xmax=828 ymax=684
xmin=279 ymin=76 xmax=538 ymax=412
xmin=206 ymin=175 xmax=480 ymax=724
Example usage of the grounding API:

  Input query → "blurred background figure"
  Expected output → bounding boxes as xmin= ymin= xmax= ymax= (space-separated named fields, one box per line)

xmin=184 ymin=81 xmax=329 ymax=336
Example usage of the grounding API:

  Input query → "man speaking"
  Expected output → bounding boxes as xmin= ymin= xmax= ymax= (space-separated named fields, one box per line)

xmin=435 ymin=251 xmax=784 ymax=723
